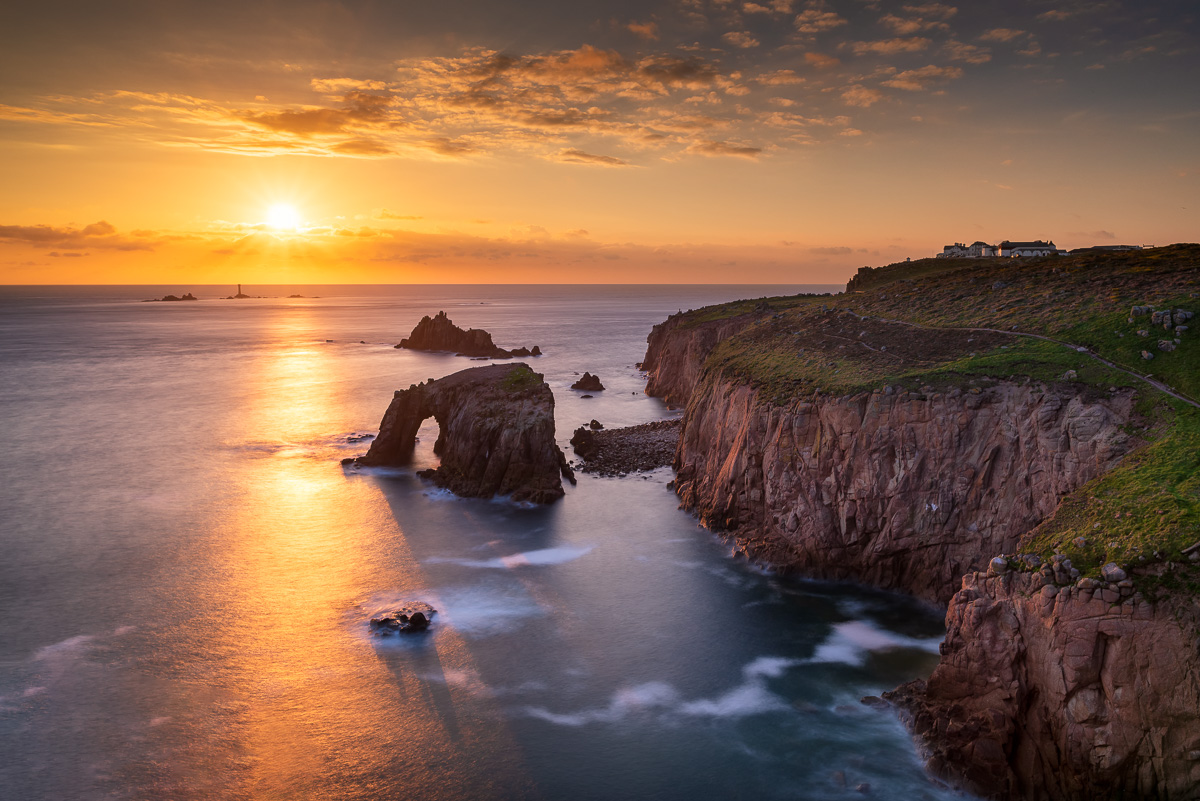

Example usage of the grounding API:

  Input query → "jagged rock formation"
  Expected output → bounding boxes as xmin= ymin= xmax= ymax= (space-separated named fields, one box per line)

xmin=570 ymin=372 xmax=604 ymax=391
xmin=357 ymin=363 xmax=573 ymax=504
xmin=673 ymin=374 xmax=1135 ymax=604
xmin=396 ymin=311 xmax=540 ymax=358
xmin=640 ymin=311 xmax=759 ymax=405
xmin=886 ymin=570 xmax=1200 ymax=800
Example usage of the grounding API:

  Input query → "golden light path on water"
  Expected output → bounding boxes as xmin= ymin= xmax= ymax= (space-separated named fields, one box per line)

xmin=210 ymin=312 xmax=533 ymax=799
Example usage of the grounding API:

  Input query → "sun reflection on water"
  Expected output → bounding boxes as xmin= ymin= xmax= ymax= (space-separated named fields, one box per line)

xmin=205 ymin=314 xmax=532 ymax=798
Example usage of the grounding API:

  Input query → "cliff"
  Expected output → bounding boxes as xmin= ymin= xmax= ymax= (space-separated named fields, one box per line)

xmin=886 ymin=570 xmax=1200 ymax=800
xmin=397 ymin=311 xmax=539 ymax=358
xmin=674 ymin=376 xmax=1136 ymax=604
xmin=358 ymin=363 xmax=573 ymax=504
xmin=640 ymin=310 xmax=758 ymax=405
xmin=642 ymin=246 xmax=1200 ymax=799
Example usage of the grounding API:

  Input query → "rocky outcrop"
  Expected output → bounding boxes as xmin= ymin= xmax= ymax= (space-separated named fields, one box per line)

xmin=672 ymin=375 xmax=1136 ymax=604
xmin=570 ymin=372 xmax=604 ymax=391
xmin=370 ymin=601 xmax=437 ymax=635
xmin=640 ymin=311 xmax=758 ymax=405
xmin=570 ymin=419 xmax=680 ymax=475
xmin=886 ymin=570 xmax=1200 ymax=800
xmin=357 ymin=363 xmax=574 ymax=504
xmin=396 ymin=311 xmax=539 ymax=358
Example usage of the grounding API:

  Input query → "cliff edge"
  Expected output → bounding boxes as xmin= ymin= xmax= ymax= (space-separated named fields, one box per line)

xmin=358 ymin=363 xmax=573 ymax=504
xmin=643 ymin=245 xmax=1200 ymax=798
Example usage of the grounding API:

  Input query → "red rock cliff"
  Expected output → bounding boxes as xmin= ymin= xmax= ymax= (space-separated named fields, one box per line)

xmin=673 ymin=373 xmax=1135 ymax=604
xmin=887 ymin=570 xmax=1200 ymax=800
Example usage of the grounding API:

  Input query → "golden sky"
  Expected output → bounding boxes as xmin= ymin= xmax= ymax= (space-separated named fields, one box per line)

xmin=1 ymin=0 xmax=1196 ymax=284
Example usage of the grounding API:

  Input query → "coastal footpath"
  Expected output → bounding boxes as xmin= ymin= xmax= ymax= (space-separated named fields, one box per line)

xmin=642 ymin=246 xmax=1200 ymax=798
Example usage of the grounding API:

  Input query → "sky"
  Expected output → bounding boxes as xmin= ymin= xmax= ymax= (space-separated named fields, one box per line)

xmin=0 ymin=0 xmax=1197 ymax=284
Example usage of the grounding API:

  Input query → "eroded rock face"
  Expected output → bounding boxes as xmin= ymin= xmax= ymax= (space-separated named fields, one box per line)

xmin=673 ymin=376 xmax=1136 ymax=604
xmin=358 ymin=363 xmax=574 ymax=504
xmin=640 ymin=311 xmax=758 ymax=405
xmin=886 ymin=571 xmax=1200 ymax=800
xmin=396 ymin=311 xmax=538 ymax=358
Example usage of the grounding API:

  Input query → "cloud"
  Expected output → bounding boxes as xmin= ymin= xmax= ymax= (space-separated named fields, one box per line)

xmin=627 ymin=21 xmax=659 ymax=41
xmin=841 ymin=85 xmax=884 ymax=107
xmin=850 ymin=38 xmax=931 ymax=55
xmin=881 ymin=64 xmax=963 ymax=90
xmin=902 ymin=3 xmax=957 ymax=19
xmin=723 ymin=31 xmax=761 ymax=49
xmin=0 ymin=221 xmax=156 ymax=251
xmin=944 ymin=41 xmax=991 ymax=64
xmin=551 ymin=148 xmax=632 ymax=166
xmin=686 ymin=140 xmax=763 ymax=158
xmin=757 ymin=69 xmax=805 ymax=85
xmin=794 ymin=4 xmax=848 ymax=34
xmin=980 ymin=28 xmax=1027 ymax=42
xmin=804 ymin=52 xmax=840 ymax=68
xmin=1069 ymin=230 xmax=1117 ymax=241
xmin=1037 ymin=9 xmax=1075 ymax=21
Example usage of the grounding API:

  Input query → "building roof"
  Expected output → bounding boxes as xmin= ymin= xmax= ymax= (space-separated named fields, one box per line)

xmin=1000 ymin=240 xmax=1055 ymax=249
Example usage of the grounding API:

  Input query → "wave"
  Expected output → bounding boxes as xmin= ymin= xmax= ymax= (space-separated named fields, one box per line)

xmin=426 ymin=545 xmax=593 ymax=569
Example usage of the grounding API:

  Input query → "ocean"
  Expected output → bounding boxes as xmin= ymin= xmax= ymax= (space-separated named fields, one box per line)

xmin=0 ymin=285 xmax=969 ymax=800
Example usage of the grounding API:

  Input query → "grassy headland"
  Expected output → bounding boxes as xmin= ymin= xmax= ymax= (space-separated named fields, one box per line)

xmin=677 ymin=244 xmax=1200 ymax=584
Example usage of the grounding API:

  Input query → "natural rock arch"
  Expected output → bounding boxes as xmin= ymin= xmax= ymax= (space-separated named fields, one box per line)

xmin=357 ymin=363 xmax=574 ymax=504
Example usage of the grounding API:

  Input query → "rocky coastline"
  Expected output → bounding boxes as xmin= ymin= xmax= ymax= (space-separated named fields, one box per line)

xmin=638 ymin=247 xmax=1200 ymax=799
xmin=569 ymin=418 xmax=680 ymax=475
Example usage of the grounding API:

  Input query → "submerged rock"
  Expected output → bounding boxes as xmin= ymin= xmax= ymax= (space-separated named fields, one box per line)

xmin=356 ymin=363 xmax=574 ymax=504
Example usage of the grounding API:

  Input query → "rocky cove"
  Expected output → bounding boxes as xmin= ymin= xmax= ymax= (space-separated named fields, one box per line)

xmin=639 ymin=250 xmax=1200 ymax=799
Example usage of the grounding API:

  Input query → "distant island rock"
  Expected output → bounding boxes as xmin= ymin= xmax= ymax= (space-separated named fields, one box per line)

xmin=570 ymin=372 xmax=605 ymax=391
xmin=143 ymin=292 xmax=198 ymax=302
xmin=395 ymin=311 xmax=541 ymax=358
xmin=355 ymin=362 xmax=574 ymax=504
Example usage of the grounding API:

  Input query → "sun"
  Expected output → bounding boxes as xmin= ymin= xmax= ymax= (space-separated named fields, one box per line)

xmin=266 ymin=203 xmax=302 ymax=231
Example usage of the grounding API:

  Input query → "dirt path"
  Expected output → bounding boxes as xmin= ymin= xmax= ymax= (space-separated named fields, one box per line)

xmin=849 ymin=312 xmax=1200 ymax=411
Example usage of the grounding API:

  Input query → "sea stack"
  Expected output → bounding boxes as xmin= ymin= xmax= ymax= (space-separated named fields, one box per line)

xmin=395 ymin=311 xmax=539 ymax=358
xmin=357 ymin=363 xmax=574 ymax=504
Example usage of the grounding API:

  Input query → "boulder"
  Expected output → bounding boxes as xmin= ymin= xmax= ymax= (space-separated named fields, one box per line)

xmin=1158 ymin=340 xmax=1176 ymax=352
xmin=357 ymin=363 xmax=575 ymax=504
xmin=370 ymin=601 xmax=437 ymax=634
xmin=1101 ymin=562 xmax=1127 ymax=582
xmin=571 ymin=372 xmax=605 ymax=391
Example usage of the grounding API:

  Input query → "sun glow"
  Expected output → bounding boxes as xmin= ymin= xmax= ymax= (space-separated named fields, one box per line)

xmin=267 ymin=203 xmax=302 ymax=231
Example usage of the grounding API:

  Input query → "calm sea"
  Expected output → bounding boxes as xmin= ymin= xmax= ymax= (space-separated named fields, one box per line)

xmin=0 ymin=285 xmax=967 ymax=800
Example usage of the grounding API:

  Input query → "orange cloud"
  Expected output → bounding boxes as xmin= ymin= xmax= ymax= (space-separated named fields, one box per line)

xmin=881 ymin=65 xmax=963 ymax=90
xmin=850 ymin=38 xmax=931 ymax=55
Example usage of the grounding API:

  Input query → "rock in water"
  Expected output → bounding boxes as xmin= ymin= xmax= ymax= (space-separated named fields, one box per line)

xmin=394 ymin=310 xmax=538 ymax=358
xmin=571 ymin=372 xmax=605 ymax=391
xmin=370 ymin=601 xmax=437 ymax=634
xmin=357 ymin=363 xmax=575 ymax=504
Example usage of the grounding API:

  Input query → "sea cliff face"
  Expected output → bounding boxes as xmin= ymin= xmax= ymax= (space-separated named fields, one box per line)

xmin=640 ymin=311 xmax=757 ymax=405
xmin=643 ymin=306 xmax=1200 ymax=799
xmin=887 ymin=571 xmax=1200 ymax=800
xmin=673 ymin=373 xmax=1135 ymax=604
